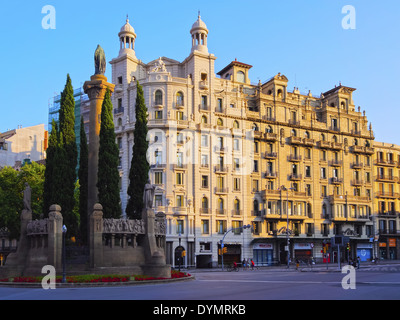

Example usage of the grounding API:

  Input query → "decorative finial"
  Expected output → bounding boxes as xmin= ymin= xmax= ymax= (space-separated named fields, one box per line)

xmin=126 ymin=14 xmax=129 ymax=23
xmin=198 ymin=10 xmax=200 ymax=18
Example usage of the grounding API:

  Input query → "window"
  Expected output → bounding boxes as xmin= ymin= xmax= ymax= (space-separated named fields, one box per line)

xmin=216 ymin=220 xmax=227 ymax=234
xmin=201 ymin=115 xmax=208 ymax=124
xmin=305 ymin=166 xmax=311 ymax=178
xmin=155 ymin=110 xmax=163 ymax=119
xmin=201 ymin=135 xmax=208 ymax=147
xmin=176 ymin=92 xmax=184 ymax=106
xmin=201 ymin=175 xmax=209 ymax=188
xmin=177 ymin=219 xmax=184 ymax=234
xmin=201 ymin=220 xmax=209 ymax=234
xmin=201 ymin=197 xmax=208 ymax=210
xmin=176 ymin=195 xmax=184 ymax=207
xmin=233 ymin=120 xmax=239 ymax=129
xmin=155 ymin=195 xmax=163 ymax=207
xmin=201 ymin=95 xmax=207 ymax=109
xmin=176 ymin=172 xmax=184 ymax=185
xmin=118 ymin=76 xmax=123 ymax=84
xmin=233 ymin=177 xmax=240 ymax=191
xmin=155 ymin=150 xmax=162 ymax=165
xmin=154 ymin=172 xmax=163 ymax=184
xmin=176 ymin=111 xmax=184 ymax=120
xmin=233 ymin=138 xmax=239 ymax=151
xmin=321 ymin=167 xmax=327 ymax=179
xmin=201 ymin=154 xmax=208 ymax=167
xmin=217 ymin=118 xmax=223 ymax=126
xmin=217 ymin=98 xmax=223 ymax=112
xmin=155 ymin=90 xmax=163 ymax=105
xmin=237 ymin=71 xmax=245 ymax=83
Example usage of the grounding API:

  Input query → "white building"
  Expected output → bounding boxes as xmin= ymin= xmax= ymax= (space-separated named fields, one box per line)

xmin=110 ymin=16 xmax=260 ymax=268
xmin=0 ymin=124 xmax=47 ymax=169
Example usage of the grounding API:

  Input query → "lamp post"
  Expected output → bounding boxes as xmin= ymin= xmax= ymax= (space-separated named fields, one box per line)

xmin=178 ymin=232 xmax=181 ymax=272
xmin=62 ymin=225 xmax=67 ymax=283
xmin=281 ymin=185 xmax=294 ymax=268
xmin=220 ymin=224 xmax=251 ymax=271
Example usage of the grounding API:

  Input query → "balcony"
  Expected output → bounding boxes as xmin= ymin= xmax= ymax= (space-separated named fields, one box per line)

xmin=375 ymin=175 xmax=398 ymax=183
xmin=303 ymin=138 xmax=315 ymax=147
xmin=351 ymin=179 xmax=364 ymax=186
xmin=317 ymin=140 xmax=331 ymax=149
xmin=114 ymin=107 xmax=124 ymax=114
xmin=375 ymin=159 xmax=397 ymax=167
xmin=231 ymin=209 xmax=242 ymax=216
xmin=329 ymin=159 xmax=343 ymax=167
xmin=264 ymin=152 xmax=277 ymax=160
xmin=288 ymin=136 xmax=303 ymax=145
xmin=330 ymin=177 xmax=343 ymax=184
xmin=263 ymin=132 xmax=278 ymax=141
xmin=215 ymin=209 xmax=227 ymax=215
xmin=215 ymin=187 xmax=229 ymax=194
xmin=199 ymin=208 xmax=211 ymax=215
xmin=199 ymin=104 xmax=210 ymax=112
xmin=331 ymin=142 xmax=343 ymax=150
xmin=214 ymin=165 xmax=228 ymax=173
xmin=375 ymin=191 xmax=399 ymax=199
xmin=287 ymin=154 xmax=302 ymax=162
xmin=351 ymin=162 xmax=363 ymax=169
xmin=264 ymin=171 xmax=278 ymax=179
xmin=289 ymin=173 xmax=302 ymax=181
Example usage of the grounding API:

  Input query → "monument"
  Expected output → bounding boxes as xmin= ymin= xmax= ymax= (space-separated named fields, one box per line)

xmin=83 ymin=45 xmax=115 ymax=224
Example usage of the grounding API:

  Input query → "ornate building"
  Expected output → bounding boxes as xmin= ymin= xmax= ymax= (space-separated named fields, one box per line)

xmin=110 ymin=16 xmax=377 ymax=267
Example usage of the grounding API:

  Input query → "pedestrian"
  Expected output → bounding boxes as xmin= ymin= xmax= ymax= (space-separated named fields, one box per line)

xmin=242 ymin=259 xmax=246 ymax=270
xmin=251 ymin=259 xmax=255 ymax=270
xmin=357 ymin=256 xmax=361 ymax=269
xmin=296 ymin=259 xmax=300 ymax=270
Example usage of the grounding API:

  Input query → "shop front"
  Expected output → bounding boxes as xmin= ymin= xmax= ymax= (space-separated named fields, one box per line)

xmin=294 ymin=243 xmax=313 ymax=261
xmin=379 ymin=238 xmax=398 ymax=260
xmin=356 ymin=243 xmax=373 ymax=262
xmin=253 ymin=243 xmax=274 ymax=266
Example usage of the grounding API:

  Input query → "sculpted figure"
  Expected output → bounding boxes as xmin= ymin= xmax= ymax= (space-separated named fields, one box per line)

xmin=94 ymin=45 xmax=106 ymax=75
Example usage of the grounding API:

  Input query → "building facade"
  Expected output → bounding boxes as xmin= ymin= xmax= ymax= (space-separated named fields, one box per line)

xmin=0 ymin=124 xmax=47 ymax=169
xmin=373 ymin=141 xmax=400 ymax=260
xmin=110 ymin=16 xmax=378 ymax=268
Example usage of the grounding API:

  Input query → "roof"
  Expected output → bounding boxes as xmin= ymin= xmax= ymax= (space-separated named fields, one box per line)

xmin=217 ymin=59 xmax=253 ymax=76
xmin=323 ymin=85 xmax=356 ymax=97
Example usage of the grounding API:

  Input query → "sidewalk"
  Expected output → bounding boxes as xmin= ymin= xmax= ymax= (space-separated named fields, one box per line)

xmin=187 ymin=259 xmax=400 ymax=273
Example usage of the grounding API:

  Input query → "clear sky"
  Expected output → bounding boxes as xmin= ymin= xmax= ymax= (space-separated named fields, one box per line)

xmin=1 ymin=0 xmax=399 ymax=144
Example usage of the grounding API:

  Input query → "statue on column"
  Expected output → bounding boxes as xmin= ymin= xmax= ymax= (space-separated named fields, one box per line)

xmin=94 ymin=45 xmax=106 ymax=75
xmin=143 ymin=180 xmax=164 ymax=209
xmin=23 ymin=183 xmax=32 ymax=213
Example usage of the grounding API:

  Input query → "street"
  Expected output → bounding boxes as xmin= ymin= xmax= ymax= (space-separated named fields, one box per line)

xmin=1 ymin=263 xmax=400 ymax=301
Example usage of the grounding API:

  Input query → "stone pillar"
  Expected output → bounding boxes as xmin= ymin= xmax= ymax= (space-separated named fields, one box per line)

xmin=83 ymin=75 xmax=115 ymax=229
xmin=90 ymin=203 xmax=104 ymax=269
xmin=47 ymin=204 xmax=63 ymax=271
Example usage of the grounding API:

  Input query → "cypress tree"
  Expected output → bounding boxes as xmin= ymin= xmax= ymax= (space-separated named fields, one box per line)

xmin=97 ymin=89 xmax=121 ymax=218
xmin=58 ymin=74 xmax=78 ymax=236
xmin=78 ymin=117 xmax=88 ymax=242
xmin=43 ymin=120 xmax=65 ymax=216
xmin=126 ymin=81 xmax=149 ymax=219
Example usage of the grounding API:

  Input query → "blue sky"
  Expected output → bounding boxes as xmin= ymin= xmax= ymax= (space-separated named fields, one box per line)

xmin=1 ymin=0 xmax=400 ymax=144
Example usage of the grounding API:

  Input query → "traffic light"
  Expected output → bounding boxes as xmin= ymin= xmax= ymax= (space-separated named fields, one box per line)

xmin=182 ymin=250 xmax=186 ymax=257
xmin=346 ymin=243 xmax=350 ymax=251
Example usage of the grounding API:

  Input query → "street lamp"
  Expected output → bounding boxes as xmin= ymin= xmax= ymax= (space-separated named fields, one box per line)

xmin=220 ymin=224 xmax=251 ymax=271
xmin=178 ymin=233 xmax=181 ymax=272
xmin=62 ymin=224 xmax=67 ymax=283
xmin=281 ymin=185 xmax=294 ymax=268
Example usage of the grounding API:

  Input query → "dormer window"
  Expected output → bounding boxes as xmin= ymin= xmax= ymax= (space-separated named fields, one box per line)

xmin=237 ymin=71 xmax=245 ymax=83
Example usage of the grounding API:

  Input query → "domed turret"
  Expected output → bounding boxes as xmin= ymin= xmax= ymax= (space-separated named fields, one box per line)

xmin=118 ymin=16 xmax=136 ymax=57
xmin=190 ymin=14 xmax=208 ymax=54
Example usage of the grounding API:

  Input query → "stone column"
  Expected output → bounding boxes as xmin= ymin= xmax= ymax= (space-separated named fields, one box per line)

xmin=90 ymin=203 xmax=104 ymax=269
xmin=47 ymin=204 xmax=63 ymax=271
xmin=83 ymin=75 xmax=115 ymax=227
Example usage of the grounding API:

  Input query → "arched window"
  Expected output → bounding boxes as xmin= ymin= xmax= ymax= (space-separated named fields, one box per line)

xmin=217 ymin=118 xmax=223 ymax=126
xmin=201 ymin=115 xmax=208 ymax=124
xmin=237 ymin=71 xmax=245 ymax=83
xmin=304 ymin=131 xmax=310 ymax=139
xmin=155 ymin=90 xmax=163 ymax=105
xmin=322 ymin=204 xmax=327 ymax=218
xmin=218 ymin=198 xmax=224 ymax=210
xmin=252 ymin=123 xmax=258 ymax=131
xmin=234 ymin=199 xmax=240 ymax=211
xmin=118 ymin=117 xmax=123 ymax=127
xmin=354 ymin=139 xmax=358 ymax=146
xmin=202 ymin=197 xmax=208 ymax=209
xmin=176 ymin=92 xmax=184 ymax=106
xmin=291 ymin=129 xmax=297 ymax=137
xmin=266 ymin=125 xmax=273 ymax=133
xmin=233 ymin=120 xmax=239 ymax=129
xmin=332 ymin=135 xmax=337 ymax=143
xmin=321 ymin=133 xmax=325 ymax=141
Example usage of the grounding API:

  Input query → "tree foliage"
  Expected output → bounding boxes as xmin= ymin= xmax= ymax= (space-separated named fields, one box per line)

xmin=78 ymin=117 xmax=88 ymax=242
xmin=0 ymin=163 xmax=45 ymax=239
xmin=97 ymin=89 xmax=121 ymax=218
xmin=126 ymin=82 xmax=149 ymax=219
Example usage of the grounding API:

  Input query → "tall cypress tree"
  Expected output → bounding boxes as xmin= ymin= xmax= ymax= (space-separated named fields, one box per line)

xmin=78 ymin=117 xmax=88 ymax=242
xmin=58 ymin=74 xmax=78 ymax=236
xmin=126 ymin=81 xmax=149 ymax=219
xmin=43 ymin=120 xmax=65 ymax=216
xmin=97 ymin=89 xmax=121 ymax=218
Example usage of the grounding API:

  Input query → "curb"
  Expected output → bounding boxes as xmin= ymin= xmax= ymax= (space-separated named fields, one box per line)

xmin=0 ymin=275 xmax=195 ymax=288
